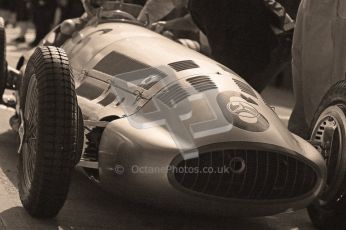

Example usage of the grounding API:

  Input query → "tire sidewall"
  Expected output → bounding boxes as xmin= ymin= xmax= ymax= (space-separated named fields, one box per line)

xmin=18 ymin=46 xmax=79 ymax=218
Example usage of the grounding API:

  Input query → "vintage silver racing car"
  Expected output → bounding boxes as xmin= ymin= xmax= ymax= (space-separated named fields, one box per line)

xmin=0 ymin=1 xmax=344 ymax=228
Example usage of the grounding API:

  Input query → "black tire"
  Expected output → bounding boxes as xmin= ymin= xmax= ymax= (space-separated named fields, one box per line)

xmin=18 ymin=46 xmax=79 ymax=218
xmin=308 ymin=81 xmax=346 ymax=230
xmin=0 ymin=17 xmax=7 ymax=101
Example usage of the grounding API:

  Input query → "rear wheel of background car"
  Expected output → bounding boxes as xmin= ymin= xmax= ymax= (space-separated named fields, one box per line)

xmin=18 ymin=46 xmax=79 ymax=218
xmin=0 ymin=17 xmax=7 ymax=101
xmin=308 ymin=81 xmax=346 ymax=230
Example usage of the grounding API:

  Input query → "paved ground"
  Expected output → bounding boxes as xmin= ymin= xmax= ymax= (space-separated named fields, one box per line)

xmin=0 ymin=27 xmax=318 ymax=230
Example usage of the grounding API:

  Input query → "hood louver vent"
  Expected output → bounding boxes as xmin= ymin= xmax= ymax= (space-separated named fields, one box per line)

xmin=168 ymin=60 xmax=199 ymax=72
xmin=186 ymin=76 xmax=217 ymax=92
xmin=157 ymin=84 xmax=190 ymax=107
xmin=233 ymin=78 xmax=257 ymax=98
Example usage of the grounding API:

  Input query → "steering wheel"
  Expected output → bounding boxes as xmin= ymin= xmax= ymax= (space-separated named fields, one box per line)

xmin=108 ymin=10 xmax=137 ymax=21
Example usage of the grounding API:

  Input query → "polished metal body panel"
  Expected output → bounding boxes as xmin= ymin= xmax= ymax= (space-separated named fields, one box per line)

xmin=18 ymin=18 xmax=327 ymax=217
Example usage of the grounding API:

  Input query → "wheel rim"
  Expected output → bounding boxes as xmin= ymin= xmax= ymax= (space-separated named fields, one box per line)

xmin=311 ymin=105 xmax=346 ymax=206
xmin=21 ymin=75 xmax=38 ymax=190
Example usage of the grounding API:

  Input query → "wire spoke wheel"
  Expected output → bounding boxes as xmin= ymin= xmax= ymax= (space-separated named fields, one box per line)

xmin=21 ymin=75 xmax=38 ymax=190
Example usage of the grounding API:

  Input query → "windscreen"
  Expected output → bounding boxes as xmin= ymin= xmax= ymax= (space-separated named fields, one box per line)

xmin=110 ymin=65 xmax=178 ymax=116
xmin=102 ymin=1 xmax=143 ymax=18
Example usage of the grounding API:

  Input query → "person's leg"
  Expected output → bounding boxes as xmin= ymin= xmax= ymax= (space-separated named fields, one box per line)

xmin=242 ymin=30 xmax=293 ymax=92
xmin=288 ymin=1 xmax=308 ymax=137
xmin=40 ymin=11 xmax=54 ymax=39
xmin=31 ymin=8 xmax=55 ymax=47
xmin=289 ymin=0 xmax=338 ymax=138
xmin=190 ymin=0 xmax=278 ymax=92
xmin=60 ymin=1 xmax=84 ymax=22
xmin=288 ymin=43 xmax=309 ymax=139
xmin=12 ymin=0 xmax=30 ymax=43
xmin=30 ymin=9 xmax=40 ymax=46
xmin=215 ymin=15 xmax=276 ymax=91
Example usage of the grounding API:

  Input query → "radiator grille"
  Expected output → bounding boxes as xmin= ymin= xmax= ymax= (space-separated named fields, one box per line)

xmin=168 ymin=60 xmax=199 ymax=72
xmin=171 ymin=149 xmax=317 ymax=200
xmin=186 ymin=76 xmax=217 ymax=92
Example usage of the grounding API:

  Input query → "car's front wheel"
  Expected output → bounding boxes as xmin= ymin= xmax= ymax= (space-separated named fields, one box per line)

xmin=308 ymin=81 xmax=346 ymax=230
xmin=18 ymin=46 xmax=79 ymax=218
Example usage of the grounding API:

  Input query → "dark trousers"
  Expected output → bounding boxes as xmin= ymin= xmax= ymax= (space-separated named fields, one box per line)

xmin=60 ymin=0 xmax=84 ymax=22
xmin=14 ymin=0 xmax=30 ymax=21
xmin=32 ymin=7 xmax=56 ymax=45
xmin=189 ymin=0 xmax=281 ymax=92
